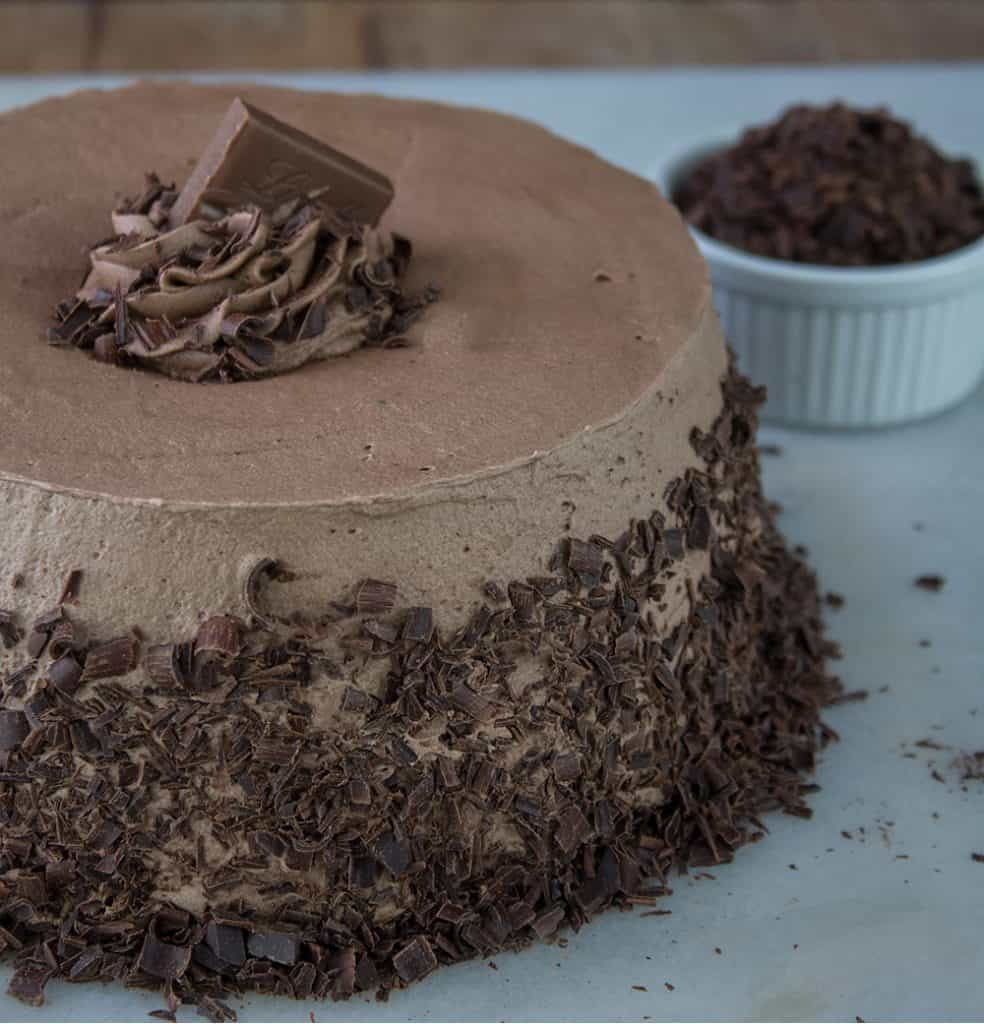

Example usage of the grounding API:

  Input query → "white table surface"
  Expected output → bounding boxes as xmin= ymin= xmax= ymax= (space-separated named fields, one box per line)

xmin=0 ymin=67 xmax=981 ymax=1024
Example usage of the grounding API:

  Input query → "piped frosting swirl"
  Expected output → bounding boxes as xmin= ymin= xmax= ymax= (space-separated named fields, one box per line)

xmin=50 ymin=175 xmax=433 ymax=382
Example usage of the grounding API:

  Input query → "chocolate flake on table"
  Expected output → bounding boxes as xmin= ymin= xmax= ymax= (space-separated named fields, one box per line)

xmin=0 ymin=363 xmax=843 ymax=1015
xmin=952 ymin=750 xmax=984 ymax=781
xmin=673 ymin=103 xmax=984 ymax=266
xmin=48 ymin=100 xmax=435 ymax=383
xmin=914 ymin=574 xmax=945 ymax=592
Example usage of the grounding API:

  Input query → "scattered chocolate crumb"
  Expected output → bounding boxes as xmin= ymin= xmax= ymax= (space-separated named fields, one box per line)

xmin=714 ymin=947 xmax=722 ymax=955
xmin=916 ymin=738 xmax=948 ymax=751
xmin=758 ymin=444 xmax=783 ymax=457
xmin=632 ymin=984 xmax=648 ymax=992
xmin=593 ymin=270 xmax=612 ymax=282
xmin=952 ymin=750 xmax=984 ymax=781
xmin=824 ymin=592 xmax=845 ymax=610
xmin=971 ymin=853 xmax=984 ymax=864
xmin=831 ymin=690 xmax=868 ymax=705
xmin=914 ymin=575 xmax=945 ymax=593
xmin=665 ymin=982 xmax=675 ymax=992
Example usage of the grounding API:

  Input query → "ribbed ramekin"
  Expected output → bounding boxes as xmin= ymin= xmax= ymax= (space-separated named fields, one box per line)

xmin=651 ymin=135 xmax=984 ymax=429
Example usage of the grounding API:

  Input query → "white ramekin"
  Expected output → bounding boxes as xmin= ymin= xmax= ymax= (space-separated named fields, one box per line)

xmin=651 ymin=134 xmax=984 ymax=429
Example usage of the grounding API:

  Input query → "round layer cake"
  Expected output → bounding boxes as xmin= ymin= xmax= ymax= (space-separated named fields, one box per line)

xmin=0 ymin=84 xmax=838 ymax=1011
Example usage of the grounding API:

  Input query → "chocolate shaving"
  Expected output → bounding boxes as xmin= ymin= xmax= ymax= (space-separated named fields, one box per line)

xmin=354 ymin=579 xmax=397 ymax=615
xmin=914 ymin=575 xmax=945 ymax=592
xmin=403 ymin=606 xmax=434 ymax=643
xmin=449 ymin=682 xmax=496 ymax=723
xmin=137 ymin=931 xmax=192 ymax=980
xmin=243 ymin=558 xmax=282 ymax=627
xmin=0 ymin=610 xmax=22 ymax=649
xmin=372 ymin=829 xmax=411 ymax=877
xmin=144 ymin=643 xmax=190 ymax=688
xmin=205 ymin=924 xmax=247 ymax=967
xmin=48 ymin=618 xmax=86 ymax=659
xmin=568 ymin=539 xmax=605 ymax=582
xmin=0 ymin=711 xmax=29 ymax=750
xmin=392 ymin=937 xmax=437 ymax=984
xmin=246 ymin=930 xmax=299 ymax=966
xmin=25 ymin=630 xmax=48 ymax=659
xmin=195 ymin=615 xmax=242 ymax=656
xmin=80 ymin=636 xmax=138 ymax=682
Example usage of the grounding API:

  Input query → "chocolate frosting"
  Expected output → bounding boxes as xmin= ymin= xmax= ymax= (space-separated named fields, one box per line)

xmin=52 ymin=176 xmax=423 ymax=382
xmin=0 ymin=82 xmax=708 ymax=504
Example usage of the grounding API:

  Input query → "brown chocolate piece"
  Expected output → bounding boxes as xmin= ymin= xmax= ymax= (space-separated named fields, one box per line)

xmin=0 ymin=610 xmax=22 ymax=649
xmin=246 ymin=930 xmax=299 ymax=965
xmin=171 ymin=98 xmax=394 ymax=225
xmin=0 ymin=711 xmax=29 ymax=750
xmin=137 ymin=932 xmax=192 ymax=980
xmin=204 ymin=923 xmax=246 ymax=967
xmin=914 ymin=574 xmax=945 ymax=592
xmin=392 ymin=937 xmax=437 ymax=984
xmin=80 ymin=636 xmax=138 ymax=682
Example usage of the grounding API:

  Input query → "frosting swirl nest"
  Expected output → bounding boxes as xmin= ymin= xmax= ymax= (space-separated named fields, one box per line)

xmin=50 ymin=175 xmax=434 ymax=382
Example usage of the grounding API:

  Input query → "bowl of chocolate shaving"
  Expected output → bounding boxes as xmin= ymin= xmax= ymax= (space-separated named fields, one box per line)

xmin=652 ymin=103 xmax=984 ymax=428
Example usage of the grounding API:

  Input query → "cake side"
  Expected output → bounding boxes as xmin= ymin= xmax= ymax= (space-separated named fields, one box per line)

xmin=0 ymin=362 xmax=841 ymax=1011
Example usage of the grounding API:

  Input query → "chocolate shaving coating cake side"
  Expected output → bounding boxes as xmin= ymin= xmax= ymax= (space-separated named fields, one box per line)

xmin=0 ymin=363 xmax=841 ymax=1017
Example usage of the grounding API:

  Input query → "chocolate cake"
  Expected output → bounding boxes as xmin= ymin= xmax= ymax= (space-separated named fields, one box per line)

xmin=0 ymin=84 xmax=840 ymax=1016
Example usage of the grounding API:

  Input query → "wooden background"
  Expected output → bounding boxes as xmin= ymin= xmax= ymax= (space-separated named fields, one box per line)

xmin=2 ymin=0 xmax=983 ymax=73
